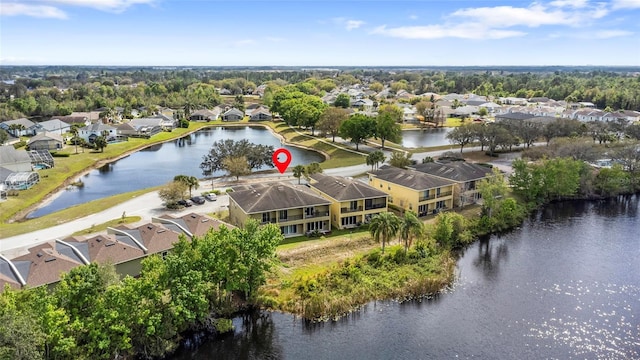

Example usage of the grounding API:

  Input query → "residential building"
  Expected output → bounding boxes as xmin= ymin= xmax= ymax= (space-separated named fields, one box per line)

xmin=190 ymin=108 xmax=221 ymax=121
xmin=368 ymin=165 xmax=456 ymax=217
xmin=27 ymin=132 xmax=63 ymax=151
xmin=0 ymin=145 xmax=32 ymax=172
xmin=410 ymin=161 xmax=494 ymax=207
xmin=9 ymin=242 xmax=85 ymax=289
xmin=228 ymin=182 xmax=331 ymax=237
xmin=153 ymin=212 xmax=234 ymax=238
xmin=79 ymin=123 xmax=118 ymax=143
xmin=222 ymin=108 xmax=244 ymax=121
xmin=0 ymin=118 xmax=41 ymax=137
xmin=309 ymin=174 xmax=388 ymax=229
xmin=249 ymin=106 xmax=273 ymax=121
xmin=38 ymin=119 xmax=71 ymax=135
xmin=495 ymin=112 xmax=536 ymax=122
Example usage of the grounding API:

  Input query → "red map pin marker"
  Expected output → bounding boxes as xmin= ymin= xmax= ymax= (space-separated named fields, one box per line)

xmin=273 ymin=148 xmax=292 ymax=174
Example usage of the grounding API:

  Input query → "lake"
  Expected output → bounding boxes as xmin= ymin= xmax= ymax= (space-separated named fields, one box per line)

xmin=171 ymin=196 xmax=640 ymax=359
xmin=28 ymin=127 xmax=324 ymax=218
xmin=401 ymin=128 xmax=453 ymax=148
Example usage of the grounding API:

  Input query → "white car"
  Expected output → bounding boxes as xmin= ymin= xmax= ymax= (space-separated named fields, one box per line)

xmin=204 ymin=193 xmax=217 ymax=201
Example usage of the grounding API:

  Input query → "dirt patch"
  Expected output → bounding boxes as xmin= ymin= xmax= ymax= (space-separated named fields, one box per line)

xmin=463 ymin=150 xmax=493 ymax=163
xmin=278 ymin=235 xmax=378 ymax=268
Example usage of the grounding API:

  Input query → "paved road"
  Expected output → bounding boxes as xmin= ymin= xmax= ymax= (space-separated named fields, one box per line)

xmin=0 ymin=142 xmax=523 ymax=258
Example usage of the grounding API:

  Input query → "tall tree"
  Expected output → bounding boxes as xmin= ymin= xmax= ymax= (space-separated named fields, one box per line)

xmin=378 ymin=104 xmax=403 ymax=123
xmin=334 ymin=93 xmax=351 ymax=108
xmin=318 ymin=107 xmax=348 ymax=142
xmin=477 ymin=167 xmax=508 ymax=218
xmin=93 ymin=136 xmax=107 ymax=153
xmin=366 ymin=150 xmax=385 ymax=171
xmin=159 ymin=180 xmax=188 ymax=206
xmin=200 ymin=139 xmax=274 ymax=175
xmin=375 ymin=112 xmax=402 ymax=149
xmin=338 ymin=114 xmax=376 ymax=150
xmin=292 ymin=164 xmax=306 ymax=184
xmin=173 ymin=175 xmax=199 ymax=197
xmin=388 ymin=151 xmax=413 ymax=169
xmin=369 ymin=212 xmax=401 ymax=253
xmin=222 ymin=156 xmax=251 ymax=181
xmin=399 ymin=211 xmax=422 ymax=253
xmin=447 ymin=124 xmax=475 ymax=152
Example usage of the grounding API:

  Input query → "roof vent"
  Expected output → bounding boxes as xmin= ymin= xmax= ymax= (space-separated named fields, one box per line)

xmin=202 ymin=219 xmax=209 ymax=223
xmin=37 ymin=252 xmax=43 ymax=257
xmin=44 ymin=257 xmax=57 ymax=263
xmin=105 ymin=242 xmax=115 ymax=247
xmin=147 ymin=225 xmax=154 ymax=230
xmin=191 ymin=214 xmax=197 ymax=218
xmin=157 ymin=229 xmax=166 ymax=233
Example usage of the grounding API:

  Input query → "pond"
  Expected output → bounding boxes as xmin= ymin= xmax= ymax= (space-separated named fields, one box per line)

xmin=170 ymin=196 xmax=640 ymax=359
xmin=401 ymin=128 xmax=453 ymax=148
xmin=28 ymin=127 xmax=323 ymax=218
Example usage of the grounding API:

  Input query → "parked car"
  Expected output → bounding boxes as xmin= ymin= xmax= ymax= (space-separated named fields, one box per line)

xmin=190 ymin=196 xmax=206 ymax=205
xmin=177 ymin=199 xmax=192 ymax=207
xmin=204 ymin=193 xmax=217 ymax=201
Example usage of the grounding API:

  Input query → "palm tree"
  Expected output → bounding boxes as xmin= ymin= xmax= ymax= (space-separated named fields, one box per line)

xmin=292 ymin=165 xmax=306 ymax=184
xmin=369 ymin=212 xmax=401 ymax=254
xmin=366 ymin=150 xmax=385 ymax=171
xmin=400 ymin=211 xmax=423 ymax=253
xmin=183 ymin=100 xmax=194 ymax=119
xmin=174 ymin=175 xmax=199 ymax=197
xmin=70 ymin=125 xmax=80 ymax=154
xmin=94 ymin=136 xmax=107 ymax=153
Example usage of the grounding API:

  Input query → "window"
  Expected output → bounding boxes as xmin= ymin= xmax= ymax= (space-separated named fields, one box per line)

xmin=280 ymin=225 xmax=298 ymax=235
xmin=279 ymin=210 xmax=288 ymax=220
xmin=305 ymin=207 xmax=314 ymax=216
xmin=341 ymin=216 xmax=357 ymax=226
xmin=436 ymin=188 xmax=441 ymax=196
xmin=418 ymin=204 xmax=428 ymax=216
xmin=350 ymin=201 xmax=358 ymax=210
xmin=262 ymin=213 xmax=270 ymax=223
xmin=307 ymin=221 xmax=326 ymax=231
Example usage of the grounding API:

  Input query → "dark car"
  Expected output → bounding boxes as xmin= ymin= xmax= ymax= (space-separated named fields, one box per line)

xmin=190 ymin=196 xmax=206 ymax=205
xmin=177 ymin=199 xmax=193 ymax=207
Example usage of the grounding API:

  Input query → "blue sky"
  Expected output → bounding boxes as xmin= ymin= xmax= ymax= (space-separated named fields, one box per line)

xmin=1 ymin=0 xmax=639 ymax=66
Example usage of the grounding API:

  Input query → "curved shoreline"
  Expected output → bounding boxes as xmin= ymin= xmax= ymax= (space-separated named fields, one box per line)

xmin=15 ymin=122 xmax=328 ymax=221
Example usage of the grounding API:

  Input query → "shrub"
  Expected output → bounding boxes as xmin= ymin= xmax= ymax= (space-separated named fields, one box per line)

xmin=213 ymin=318 xmax=234 ymax=334
xmin=13 ymin=140 xmax=26 ymax=149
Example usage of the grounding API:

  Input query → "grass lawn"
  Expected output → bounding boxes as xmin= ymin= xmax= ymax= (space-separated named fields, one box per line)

xmin=262 ymin=122 xmax=366 ymax=169
xmin=71 ymin=216 xmax=142 ymax=236
xmin=0 ymin=186 xmax=162 ymax=238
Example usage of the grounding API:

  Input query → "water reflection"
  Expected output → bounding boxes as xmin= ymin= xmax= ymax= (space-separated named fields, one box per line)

xmin=473 ymin=235 xmax=509 ymax=279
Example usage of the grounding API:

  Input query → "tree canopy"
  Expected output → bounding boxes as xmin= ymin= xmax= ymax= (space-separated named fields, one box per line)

xmin=200 ymin=139 xmax=274 ymax=175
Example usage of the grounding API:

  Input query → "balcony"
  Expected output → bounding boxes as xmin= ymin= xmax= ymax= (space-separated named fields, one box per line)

xmin=341 ymin=206 xmax=363 ymax=214
xmin=437 ymin=191 xmax=453 ymax=198
xmin=365 ymin=203 xmax=386 ymax=210
xmin=260 ymin=219 xmax=276 ymax=225
xmin=278 ymin=214 xmax=304 ymax=222
xmin=419 ymin=194 xmax=436 ymax=202
xmin=305 ymin=211 xmax=329 ymax=218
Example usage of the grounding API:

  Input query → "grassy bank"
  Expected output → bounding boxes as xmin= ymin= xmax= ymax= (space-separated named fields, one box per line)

xmin=71 ymin=216 xmax=142 ymax=236
xmin=0 ymin=186 xmax=160 ymax=238
xmin=259 ymin=233 xmax=456 ymax=321
xmin=0 ymin=123 xmax=211 ymax=224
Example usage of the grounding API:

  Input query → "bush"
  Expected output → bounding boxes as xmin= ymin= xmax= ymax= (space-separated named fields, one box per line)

xmin=225 ymin=188 xmax=233 ymax=193
xmin=51 ymin=152 xmax=70 ymax=157
xmin=13 ymin=140 xmax=26 ymax=149
xmin=213 ymin=318 xmax=234 ymax=334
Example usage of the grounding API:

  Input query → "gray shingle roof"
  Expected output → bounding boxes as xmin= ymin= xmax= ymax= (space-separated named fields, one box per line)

xmin=495 ymin=112 xmax=535 ymax=121
xmin=1 ymin=118 xmax=37 ymax=129
xmin=370 ymin=165 xmax=455 ymax=190
xmin=229 ymin=182 xmax=330 ymax=213
xmin=311 ymin=175 xmax=387 ymax=201
xmin=411 ymin=162 xmax=493 ymax=182
xmin=0 ymin=146 xmax=32 ymax=166
xmin=27 ymin=132 xmax=63 ymax=144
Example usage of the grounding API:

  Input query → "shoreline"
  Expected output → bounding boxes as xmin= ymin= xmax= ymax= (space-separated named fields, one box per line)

xmin=14 ymin=122 xmax=329 ymax=222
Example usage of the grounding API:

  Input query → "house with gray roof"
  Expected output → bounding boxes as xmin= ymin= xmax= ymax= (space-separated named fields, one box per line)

xmin=190 ymin=108 xmax=222 ymax=121
xmin=309 ymin=174 xmax=388 ymax=229
xmin=410 ymin=161 xmax=494 ymax=207
xmin=38 ymin=119 xmax=71 ymax=135
xmin=368 ymin=165 xmax=456 ymax=217
xmin=79 ymin=123 xmax=118 ymax=143
xmin=228 ymin=182 xmax=331 ymax=237
xmin=495 ymin=112 xmax=536 ymax=122
xmin=27 ymin=132 xmax=63 ymax=151
xmin=0 ymin=118 xmax=41 ymax=137
xmin=222 ymin=108 xmax=244 ymax=121
xmin=153 ymin=213 xmax=234 ymax=238
xmin=0 ymin=145 xmax=32 ymax=172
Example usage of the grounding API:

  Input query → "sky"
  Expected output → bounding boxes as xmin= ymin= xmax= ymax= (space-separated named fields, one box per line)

xmin=1 ymin=0 xmax=639 ymax=66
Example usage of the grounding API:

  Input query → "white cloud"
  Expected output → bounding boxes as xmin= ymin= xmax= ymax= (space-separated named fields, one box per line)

xmin=371 ymin=24 xmax=526 ymax=40
xmin=611 ymin=0 xmax=640 ymax=9
xmin=332 ymin=17 xmax=365 ymax=30
xmin=549 ymin=0 xmax=589 ymax=8
xmin=409 ymin=14 xmax=418 ymax=20
xmin=0 ymin=3 xmax=67 ymax=19
xmin=450 ymin=3 xmax=608 ymax=28
xmin=593 ymin=29 xmax=634 ymax=38
xmin=40 ymin=0 xmax=155 ymax=12
xmin=345 ymin=19 xmax=365 ymax=30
